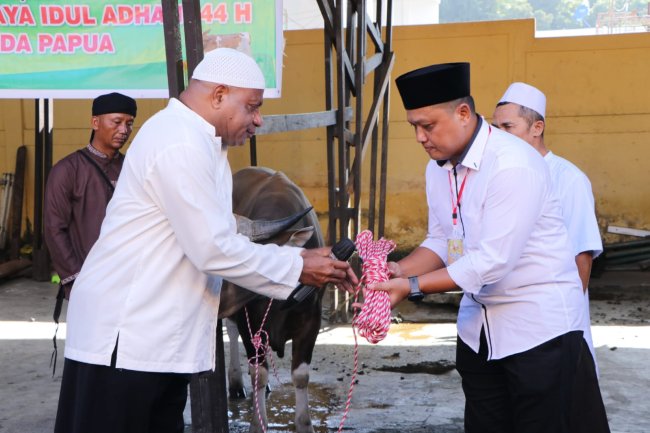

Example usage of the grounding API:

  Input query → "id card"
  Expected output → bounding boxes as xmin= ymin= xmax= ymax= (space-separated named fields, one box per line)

xmin=447 ymin=238 xmax=463 ymax=265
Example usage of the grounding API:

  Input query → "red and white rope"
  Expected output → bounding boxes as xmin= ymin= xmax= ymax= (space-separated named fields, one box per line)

xmin=353 ymin=230 xmax=396 ymax=344
xmin=338 ymin=229 xmax=396 ymax=432
xmin=245 ymin=300 xmax=280 ymax=433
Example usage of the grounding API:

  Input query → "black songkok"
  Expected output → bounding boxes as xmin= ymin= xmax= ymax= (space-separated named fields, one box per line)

xmin=396 ymin=62 xmax=470 ymax=110
xmin=92 ymin=92 xmax=137 ymax=117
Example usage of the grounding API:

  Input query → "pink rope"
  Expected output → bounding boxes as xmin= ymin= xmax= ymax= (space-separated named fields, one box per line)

xmin=338 ymin=229 xmax=396 ymax=432
xmin=353 ymin=230 xmax=396 ymax=344
xmin=245 ymin=299 xmax=280 ymax=433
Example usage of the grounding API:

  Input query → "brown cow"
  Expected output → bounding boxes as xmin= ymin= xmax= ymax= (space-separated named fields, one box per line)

xmin=219 ymin=166 xmax=326 ymax=433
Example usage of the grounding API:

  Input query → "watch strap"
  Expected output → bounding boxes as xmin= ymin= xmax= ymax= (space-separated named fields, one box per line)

xmin=408 ymin=276 xmax=419 ymax=293
xmin=407 ymin=276 xmax=424 ymax=302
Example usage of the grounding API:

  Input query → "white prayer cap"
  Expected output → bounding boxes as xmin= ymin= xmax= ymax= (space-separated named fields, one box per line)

xmin=498 ymin=82 xmax=546 ymax=118
xmin=192 ymin=48 xmax=265 ymax=90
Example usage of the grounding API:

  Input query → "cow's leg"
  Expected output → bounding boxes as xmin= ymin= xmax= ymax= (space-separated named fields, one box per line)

xmin=248 ymin=363 xmax=269 ymax=433
xmin=289 ymin=305 xmax=321 ymax=433
xmin=292 ymin=362 xmax=315 ymax=433
xmin=225 ymin=318 xmax=247 ymax=399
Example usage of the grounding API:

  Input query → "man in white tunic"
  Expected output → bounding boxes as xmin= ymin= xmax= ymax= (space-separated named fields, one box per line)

xmin=492 ymin=82 xmax=603 ymax=361
xmin=492 ymin=82 xmax=607 ymax=432
xmin=54 ymin=48 xmax=357 ymax=433
xmin=492 ymin=82 xmax=602 ymax=293
xmin=370 ymin=63 xmax=609 ymax=433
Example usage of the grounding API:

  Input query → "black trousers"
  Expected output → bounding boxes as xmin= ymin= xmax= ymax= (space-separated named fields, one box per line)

xmin=54 ymin=358 xmax=190 ymax=433
xmin=456 ymin=329 xmax=610 ymax=433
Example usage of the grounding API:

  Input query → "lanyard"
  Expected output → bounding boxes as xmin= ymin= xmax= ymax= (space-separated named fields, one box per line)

xmin=448 ymin=167 xmax=469 ymax=226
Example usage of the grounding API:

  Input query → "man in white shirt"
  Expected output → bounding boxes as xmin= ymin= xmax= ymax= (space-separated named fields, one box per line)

xmin=53 ymin=48 xmax=357 ymax=433
xmin=369 ymin=63 xmax=608 ymax=432
xmin=492 ymin=82 xmax=608 ymax=432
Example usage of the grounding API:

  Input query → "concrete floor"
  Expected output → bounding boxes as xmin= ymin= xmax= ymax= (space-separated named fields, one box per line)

xmin=1 ymin=271 xmax=649 ymax=433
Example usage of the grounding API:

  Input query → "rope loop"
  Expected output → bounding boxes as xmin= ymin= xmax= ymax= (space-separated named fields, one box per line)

xmin=338 ymin=230 xmax=397 ymax=433
xmin=353 ymin=230 xmax=395 ymax=345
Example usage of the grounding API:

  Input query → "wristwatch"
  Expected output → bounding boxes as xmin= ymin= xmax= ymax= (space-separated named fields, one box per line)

xmin=407 ymin=276 xmax=424 ymax=302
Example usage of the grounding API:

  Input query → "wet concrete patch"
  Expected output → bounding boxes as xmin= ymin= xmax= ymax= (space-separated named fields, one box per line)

xmin=226 ymin=381 xmax=342 ymax=433
xmin=374 ymin=360 xmax=456 ymax=375
xmin=368 ymin=426 xmax=463 ymax=433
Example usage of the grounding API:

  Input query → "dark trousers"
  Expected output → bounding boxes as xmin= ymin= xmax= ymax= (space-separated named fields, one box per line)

xmin=54 ymin=358 xmax=190 ymax=433
xmin=456 ymin=329 xmax=610 ymax=433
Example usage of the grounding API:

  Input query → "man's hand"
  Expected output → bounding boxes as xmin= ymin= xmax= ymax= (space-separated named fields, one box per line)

xmin=366 ymin=278 xmax=410 ymax=308
xmin=387 ymin=261 xmax=403 ymax=278
xmin=299 ymin=247 xmax=358 ymax=293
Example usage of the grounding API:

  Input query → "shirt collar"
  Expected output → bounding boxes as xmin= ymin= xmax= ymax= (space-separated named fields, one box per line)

xmin=86 ymin=143 xmax=120 ymax=160
xmin=437 ymin=115 xmax=489 ymax=172
xmin=544 ymin=150 xmax=555 ymax=161
xmin=168 ymin=98 xmax=221 ymax=146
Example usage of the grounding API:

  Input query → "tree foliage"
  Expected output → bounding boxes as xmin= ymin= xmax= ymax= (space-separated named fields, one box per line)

xmin=439 ymin=0 xmax=650 ymax=30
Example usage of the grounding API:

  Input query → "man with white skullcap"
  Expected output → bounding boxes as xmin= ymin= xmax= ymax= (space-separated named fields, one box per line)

xmin=369 ymin=63 xmax=605 ymax=432
xmin=53 ymin=48 xmax=358 ymax=433
xmin=492 ymin=82 xmax=609 ymax=433
xmin=493 ymin=83 xmax=602 ymax=293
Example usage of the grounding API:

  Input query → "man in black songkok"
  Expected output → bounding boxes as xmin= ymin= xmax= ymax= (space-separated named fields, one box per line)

xmin=45 ymin=92 xmax=137 ymax=302
xmin=368 ymin=62 xmax=610 ymax=433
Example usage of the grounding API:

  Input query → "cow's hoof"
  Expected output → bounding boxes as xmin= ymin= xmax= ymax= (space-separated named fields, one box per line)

xmin=265 ymin=384 xmax=272 ymax=397
xmin=229 ymin=387 xmax=247 ymax=399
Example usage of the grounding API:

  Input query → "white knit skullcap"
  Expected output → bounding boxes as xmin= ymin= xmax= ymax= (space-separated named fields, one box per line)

xmin=192 ymin=48 xmax=265 ymax=90
xmin=498 ymin=82 xmax=546 ymax=118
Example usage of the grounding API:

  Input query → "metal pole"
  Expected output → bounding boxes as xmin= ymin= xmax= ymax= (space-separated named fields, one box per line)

xmin=182 ymin=0 xmax=204 ymax=76
xmin=335 ymin=0 xmax=349 ymax=242
xmin=319 ymin=0 xmax=338 ymax=246
xmin=378 ymin=0 xmax=393 ymax=238
xmin=33 ymin=98 xmax=51 ymax=281
xmin=249 ymin=135 xmax=258 ymax=166
xmin=34 ymin=99 xmax=44 ymax=252
xmin=352 ymin=0 xmax=366 ymax=239
xmin=162 ymin=0 xmax=186 ymax=97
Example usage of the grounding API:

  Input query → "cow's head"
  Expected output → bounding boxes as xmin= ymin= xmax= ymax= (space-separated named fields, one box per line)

xmin=234 ymin=206 xmax=314 ymax=244
xmin=218 ymin=207 xmax=316 ymax=318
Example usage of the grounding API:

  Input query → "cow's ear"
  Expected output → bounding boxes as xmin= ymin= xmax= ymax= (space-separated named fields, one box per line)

xmin=287 ymin=227 xmax=315 ymax=247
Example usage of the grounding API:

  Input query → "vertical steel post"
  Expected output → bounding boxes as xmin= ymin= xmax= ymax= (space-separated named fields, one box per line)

xmin=378 ymin=0 xmax=393 ymax=238
xmin=162 ymin=2 xmax=228 ymax=432
xmin=182 ymin=0 xmax=204 ymax=77
xmin=162 ymin=0 xmax=186 ymax=97
xmin=32 ymin=98 xmax=51 ymax=281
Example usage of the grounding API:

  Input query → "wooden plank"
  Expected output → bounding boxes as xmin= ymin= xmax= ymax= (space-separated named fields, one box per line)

xmin=9 ymin=146 xmax=26 ymax=260
xmin=365 ymin=52 xmax=383 ymax=77
xmin=256 ymin=108 xmax=353 ymax=135
xmin=0 ymin=258 xmax=31 ymax=280
xmin=608 ymin=225 xmax=650 ymax=237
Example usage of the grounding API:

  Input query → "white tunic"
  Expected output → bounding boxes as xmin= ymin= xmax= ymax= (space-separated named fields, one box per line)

xmin=545 ymin=150 xmax=603 ymax=369
xmin=65 ymin=99 xmax=303 ymax=373
xmin=544 ymin=151 xmax=602 ymax=259
xmin=421 ymin=118 xmax=585 ymax=360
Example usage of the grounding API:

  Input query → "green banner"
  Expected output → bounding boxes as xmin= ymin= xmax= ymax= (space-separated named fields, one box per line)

xmin=0 ymin=0 xmax=282 ymax=98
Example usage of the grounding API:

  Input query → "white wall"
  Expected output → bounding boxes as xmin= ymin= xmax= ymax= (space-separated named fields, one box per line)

xmin=282 ymin=0 xmax=440 ymax=30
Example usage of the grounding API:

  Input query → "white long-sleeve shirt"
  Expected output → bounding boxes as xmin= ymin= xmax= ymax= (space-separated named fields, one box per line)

xmin=65 ymin=98 xmax=303 ymax=373
xmin=421 ymin=118 xmax=585 ymax=360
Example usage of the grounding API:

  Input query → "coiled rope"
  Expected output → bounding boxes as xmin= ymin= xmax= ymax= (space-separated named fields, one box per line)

xmin=338 ymin=229 xmax=396 ymax=432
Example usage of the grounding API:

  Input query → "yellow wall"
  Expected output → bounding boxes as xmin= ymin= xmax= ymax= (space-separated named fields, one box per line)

xmin=1 ymin=19 xmax=649 ymax=249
